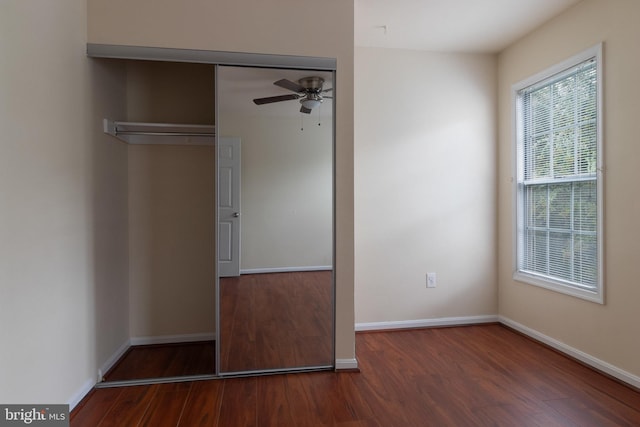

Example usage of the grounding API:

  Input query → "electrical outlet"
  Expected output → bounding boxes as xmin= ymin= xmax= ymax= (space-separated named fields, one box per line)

xmin=426 ymin=272 xmax=437 ymax=288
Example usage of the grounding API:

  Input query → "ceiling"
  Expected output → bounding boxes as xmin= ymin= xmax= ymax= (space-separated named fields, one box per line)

xmin=219 ymin=1 xmax=581 ymax=117
xmin=355 ymin=0 xmax=582 ymax=53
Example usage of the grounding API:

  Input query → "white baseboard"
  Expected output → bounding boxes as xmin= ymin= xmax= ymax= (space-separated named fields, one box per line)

xmin=98 ymin=339 xmax=130 ymax=382
xmin=355 ymin=315 xmax=499 ymax=332
xmin=335 ymin=358 xmax=359 ymax=370
xmin=69 ymin=333 xmax=216 ymax=410
xmin=68 ymin=378 xmax=96 ymax=410
xmin=130 ymin=332 xmax=216 ymax=346
xmin=240 ymin=266 xmax=332 ymax=275
xmin=69 ymin=339 xmax=131 ymax=410
xmin=499 ymin=316 xmax=640 ymax=390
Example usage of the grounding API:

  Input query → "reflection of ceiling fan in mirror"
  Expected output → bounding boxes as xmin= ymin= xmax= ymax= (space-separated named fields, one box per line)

xmin=253 ymin=77 xmax=333 ymax=114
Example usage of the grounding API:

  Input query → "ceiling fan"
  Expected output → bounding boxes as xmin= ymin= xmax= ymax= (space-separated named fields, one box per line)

xmin=253 ymin=76 xmax=332 ymax=114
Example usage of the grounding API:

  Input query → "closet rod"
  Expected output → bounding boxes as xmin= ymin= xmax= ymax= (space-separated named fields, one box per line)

xmin=103 ymin=119 xmax=216 ymax=145
xmin=114 ymin=131 xmax=216 ymax=137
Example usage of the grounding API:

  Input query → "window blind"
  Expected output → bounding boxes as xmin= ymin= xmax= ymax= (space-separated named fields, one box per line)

xmin=518 ymin=57 xmax=598 ymax=290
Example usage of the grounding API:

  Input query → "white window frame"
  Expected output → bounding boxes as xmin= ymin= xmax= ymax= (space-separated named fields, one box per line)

xmin=512 ymin=44 xmax=604 ymax=304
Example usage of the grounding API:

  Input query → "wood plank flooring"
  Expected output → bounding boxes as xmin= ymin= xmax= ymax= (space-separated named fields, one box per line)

xmin=219 ymin=271 xmax=333 ymax=373
xmin=71 ymin=324 xmax=640 ymax=426
xmin=104 ymin=270 xmax=332 ymax=382
xmin=103 ymin=342 xmax=215 ymax=381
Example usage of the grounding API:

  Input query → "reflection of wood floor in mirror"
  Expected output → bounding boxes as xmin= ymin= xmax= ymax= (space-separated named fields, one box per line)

xmin=103 ymin=341 xmax=215 ymax=381
xmin=220 ymin=270 xmax=333 ymax=373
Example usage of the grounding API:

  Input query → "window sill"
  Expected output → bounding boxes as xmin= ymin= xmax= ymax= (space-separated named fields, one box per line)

xmin=513 ymin=271 xmax=604 ymax=304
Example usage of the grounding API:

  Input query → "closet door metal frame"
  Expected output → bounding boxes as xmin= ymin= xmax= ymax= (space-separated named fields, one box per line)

xmin=87 ymin=44 xmax=336 ymax=387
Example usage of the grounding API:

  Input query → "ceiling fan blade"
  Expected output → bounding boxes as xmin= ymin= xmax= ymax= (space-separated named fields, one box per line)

xmin=274 ymin=79 xmax=305 ymax=93
xmin=253 ymin=94 xmax=299 ymax=105
xmin=300 ymin=105 xmax=312 ymax=114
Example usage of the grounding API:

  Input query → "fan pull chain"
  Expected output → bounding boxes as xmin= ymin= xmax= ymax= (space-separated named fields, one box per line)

xmin=300 ymin=113 xmax=304 ymax=131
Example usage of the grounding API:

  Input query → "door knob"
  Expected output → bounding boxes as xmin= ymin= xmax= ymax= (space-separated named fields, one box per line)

xmin=232 ymin=212 xmax=240 ymax=218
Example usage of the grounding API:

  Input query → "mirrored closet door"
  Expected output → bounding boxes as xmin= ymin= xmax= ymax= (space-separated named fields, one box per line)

xmin=217 ymin=65 xmax=335 ymax=375
xmin=87 ymin=46 xmax=336 ymax=385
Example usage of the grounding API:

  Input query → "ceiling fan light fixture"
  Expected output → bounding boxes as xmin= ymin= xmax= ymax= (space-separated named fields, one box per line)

xmin=300 ymin=98 xmax=322 ymax=110
xmin=254 ymin=76 xmax=328 ymax=113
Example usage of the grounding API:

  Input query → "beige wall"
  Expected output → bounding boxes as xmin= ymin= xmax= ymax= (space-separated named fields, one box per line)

xmin=355 ymin=47 xmax=498 ymax=324
xmin=125 ymin=61 xmax=216 ymax=338
xmin=126 ymin=61 xmax=215 ymax=124
xmin=88 ymin=0 xmax=356 ymax=362
xmin=0 ymin=0 xmax=129 ymax=405
xmin=128 ymin=145 xmax=215 ymax=338
xmin=498 ymin=0 xmax=640 ymax=377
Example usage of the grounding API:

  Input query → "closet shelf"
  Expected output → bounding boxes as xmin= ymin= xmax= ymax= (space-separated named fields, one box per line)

xmin=103 ymin=119 xmax=215 ymax=145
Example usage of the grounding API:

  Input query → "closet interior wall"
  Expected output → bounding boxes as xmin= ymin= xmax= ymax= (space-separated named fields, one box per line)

xmin=124 ymin=60 xmax=217 ymax=342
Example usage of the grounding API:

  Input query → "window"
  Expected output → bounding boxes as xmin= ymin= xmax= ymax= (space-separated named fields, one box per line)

xmin=513 ymin=44 xmax=603 ymax=303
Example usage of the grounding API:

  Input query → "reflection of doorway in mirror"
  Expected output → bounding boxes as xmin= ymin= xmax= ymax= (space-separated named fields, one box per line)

xmin=217 ymin=65 xmax=334 ymax=375
xmin=218 ymin=137 xmax=241 ymax=278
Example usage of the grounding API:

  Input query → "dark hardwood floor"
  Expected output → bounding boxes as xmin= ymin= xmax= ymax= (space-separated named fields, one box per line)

xmin=103 ymin=271 xmax=332 ymax=382
xmin=72 ymin=324 xmax=640 ymax=426
xmin=103 ymin=341 xmax=215 ymax=381
xmin=219 ymin=271 xmax=333 ymax=373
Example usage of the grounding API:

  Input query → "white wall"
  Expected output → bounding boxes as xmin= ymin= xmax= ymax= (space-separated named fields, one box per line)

xmin=498 ymin=0 xmax=640 ymax=378
xmin=355 ymin=47 xmax=498 ymax=324
xmin=0 ymin=0 xmax=129 ymax=406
